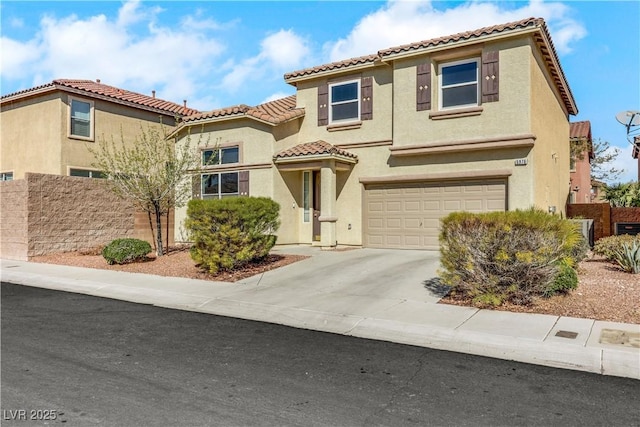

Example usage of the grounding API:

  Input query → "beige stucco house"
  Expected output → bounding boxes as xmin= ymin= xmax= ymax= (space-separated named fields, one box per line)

xmin=174 ymin=17 xmax=578 ymax=250
xmin=1 ymin=79 xmax=198 ymax=180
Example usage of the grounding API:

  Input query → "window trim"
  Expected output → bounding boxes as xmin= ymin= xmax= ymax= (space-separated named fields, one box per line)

xmin=329 ymin=78 xmax=361 ymax=125
xmin=68 ymin=96 xmax=95 ymax=141
xmin=201 ymin=143 xmax=242 ymax=168
xmin=201 ymin=171 xmax=239 ymax=199
xmin=68 ymin=167 xmax=105 ymax=179
xmin=438 ymin=58 xmax=480 ymax=111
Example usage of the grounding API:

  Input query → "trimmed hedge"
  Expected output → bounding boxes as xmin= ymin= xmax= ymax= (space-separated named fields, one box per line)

xmin=102 ymin=238 xmax=152 ymax=265
xmin=185 ymin=197 xmax=280 ymax=274
xmin=439 ymin=209 xmax=588 ymax=306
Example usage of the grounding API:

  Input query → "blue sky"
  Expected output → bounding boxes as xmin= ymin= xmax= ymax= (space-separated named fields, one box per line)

xmin=2 ymin=0 xmax=639 ymax=182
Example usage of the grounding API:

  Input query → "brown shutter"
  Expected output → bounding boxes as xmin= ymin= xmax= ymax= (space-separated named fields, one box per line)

xmin=318 ymin=83 xmax=328 ymax=126
xmin=361 ymin=76 xmax=373 ymax=120
xmin=238 ymin=171 xmax=249 ymax=197
xmin=416 ymin=63 xmax=431 ymax=111
xmin=192 ymin=174 xmax=201 ymax=199
xmin=481 ymin=51 xmax=499 ymax=103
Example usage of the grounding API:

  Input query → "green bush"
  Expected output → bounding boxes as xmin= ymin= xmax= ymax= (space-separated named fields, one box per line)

xmin=593 ymin=234 xmax=640 ymax=261
xmin=439 ymin=208 xmax=587 ymax=306
xmin=185 ymin=197 xmax=280 ymax=274
xmin=102 ymin=238 xmax=152 ymax=265
xmin=611 ymin=240 xmax=640 ymax=274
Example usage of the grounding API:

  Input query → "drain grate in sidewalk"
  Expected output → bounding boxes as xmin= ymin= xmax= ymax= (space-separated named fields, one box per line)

xmin=555 ymin=330 xmax=578 ymax=339
xmin=599 ymin=329 xmax=640 ymax=348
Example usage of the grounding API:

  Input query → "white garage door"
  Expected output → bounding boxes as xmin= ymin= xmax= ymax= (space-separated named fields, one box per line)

xmin=363 ymin=179 xmax=506 ymax=250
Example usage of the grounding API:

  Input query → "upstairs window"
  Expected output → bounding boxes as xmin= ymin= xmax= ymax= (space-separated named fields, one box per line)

xmin=202 ymin=146 xmax=239 ymax=166
xmin=1 ymin=172 xmax=13 ymax=181
xmin=70 ymin=168 xmax=105 ymax=178
xmin=329 ymin=80 xmax=360 ymax=123
xmin=439 ymin=59 xmax=479 ymax=109
xmin=69 ymin=98 xmax=93 ymax=139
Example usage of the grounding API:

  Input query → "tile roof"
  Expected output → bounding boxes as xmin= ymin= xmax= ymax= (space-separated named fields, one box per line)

xmin=1 ymin=79 xmax=199 ymax=116
xmin=570 ymin=121 xmax=592 ymax=140
xmin=284 ymin=17 xmax=577 ymax=116
xmin=182 ymin=95 xmax=304 ymax=125
xmin=274 ymin=140 xmax=357 ymax=160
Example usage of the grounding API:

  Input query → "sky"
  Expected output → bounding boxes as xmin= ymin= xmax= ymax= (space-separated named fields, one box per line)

xmin=1 ymin=0 xmax=639 ymax=183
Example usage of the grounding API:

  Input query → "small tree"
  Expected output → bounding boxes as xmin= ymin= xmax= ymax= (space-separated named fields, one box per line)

xmin=602 ymin=182 xmax=640 ymax=207
xmin=590 ymin=138 xmax=624 ymax=182
xmin=90 ymin=121 xmax=209 ymax=256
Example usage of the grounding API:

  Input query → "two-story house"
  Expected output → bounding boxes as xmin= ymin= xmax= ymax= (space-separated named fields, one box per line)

xmin=1 ymin=79 xmax=198 ymax=180
xmin=569 ymin=120 xmax=593 ymax=204
xmin=173 ymin=17 xmax=577 ymax=250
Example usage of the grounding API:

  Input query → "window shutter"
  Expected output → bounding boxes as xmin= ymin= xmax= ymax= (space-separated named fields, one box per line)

xmin=192 ymin=174 xmax=201 ymax=199
xmin=239 ymin=171 xmax=249 ymax=196
xmin=481 ymin=51 xmax=499 ymax=103
xmin=318 ymin=83 xmax=328 ymax=126
xmin=361 ymin=76 xmax=373 ymax=120
xmin=416 ymin=63 xmax=431 ymax=111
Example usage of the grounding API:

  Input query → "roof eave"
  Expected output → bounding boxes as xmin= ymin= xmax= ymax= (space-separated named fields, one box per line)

xmin=273 ymin=153 xmax=358 ymax=164
xmin=284 ymin=61 xmax=380 ymax=86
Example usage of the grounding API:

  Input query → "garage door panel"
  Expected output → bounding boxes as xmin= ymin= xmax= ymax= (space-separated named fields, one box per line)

xmin=364 ymin=179 xmax=506 ymax=249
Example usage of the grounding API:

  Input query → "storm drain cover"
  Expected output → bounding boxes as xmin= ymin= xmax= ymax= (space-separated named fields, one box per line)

xmin=555 ymin=330 xmax=578 ymax=339
xmin=599 ymin=329 xmax=640 ymax=348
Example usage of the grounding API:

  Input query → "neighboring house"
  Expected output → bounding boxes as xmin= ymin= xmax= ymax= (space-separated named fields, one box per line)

xmin=174 ymin=17 xmax=578 ymax=250
xmin=568 ymin=120 xmax=594 ymax=204
xmin=1 ymin=79 xmax=199 ymax=180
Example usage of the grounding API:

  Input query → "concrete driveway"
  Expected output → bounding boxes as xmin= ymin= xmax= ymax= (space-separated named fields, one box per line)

xmin=226 ymin=246 xmax=444 ymax=322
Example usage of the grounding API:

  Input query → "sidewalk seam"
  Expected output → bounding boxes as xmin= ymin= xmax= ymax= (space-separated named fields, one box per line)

xmin=543 ymin=317 xmax=561 ymax=341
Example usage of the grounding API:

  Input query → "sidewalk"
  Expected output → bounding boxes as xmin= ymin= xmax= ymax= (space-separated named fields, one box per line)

xmin=1 ymin=246 xmax=638 ymax=380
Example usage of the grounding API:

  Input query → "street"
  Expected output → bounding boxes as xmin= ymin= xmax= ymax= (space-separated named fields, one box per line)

xmin=2 ymin=282 xmax=639 ymax=426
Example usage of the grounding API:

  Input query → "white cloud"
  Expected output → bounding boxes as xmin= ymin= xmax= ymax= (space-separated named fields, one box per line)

xmin=327 ymin=0 xmax=587 ymax=61
xmin=9 ymin=17 xmax=24 ymax=28
xmin=261 ymin=91 xmax=295 ymax=104
xmin=607 ymin=143 xmax=639 ymax=184
xmin=0 ymin=1 xmax=228 ymax=110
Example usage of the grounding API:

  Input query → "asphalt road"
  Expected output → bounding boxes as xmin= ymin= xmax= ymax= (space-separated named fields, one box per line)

xmin=2 ymin=282 xmax=639 ymax=427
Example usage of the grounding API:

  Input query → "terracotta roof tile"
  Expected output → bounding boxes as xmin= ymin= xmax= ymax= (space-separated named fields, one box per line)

xmin=1 ymin=79 xmax=199 ymax=116
xmin=570 ymin=121 xmax=592 ymax=140
xmin=284 ymin=17 xmax=577 ymax=116
xmin=182 ymin=95 xmax=304 ymax=125
xmin=274 ymin=140 xmax=357 ymax=160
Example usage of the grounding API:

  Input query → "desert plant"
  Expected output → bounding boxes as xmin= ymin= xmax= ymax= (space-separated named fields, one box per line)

xmin=593 ymin=234 xmax=640 ymax=261
xmin=611 ymin=241 xmax=640 ymax=274
xmin=439 ymin=208 xmax=586 ymax=306
xmin=185 ymin=197 xmax=280 ymax=274
xmin=102 ymin=238 xmax=152 ymax=265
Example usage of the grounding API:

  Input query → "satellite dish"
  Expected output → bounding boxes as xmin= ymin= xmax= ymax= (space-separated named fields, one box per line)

xmin=615 ymin=110 xmax=640 ymax=145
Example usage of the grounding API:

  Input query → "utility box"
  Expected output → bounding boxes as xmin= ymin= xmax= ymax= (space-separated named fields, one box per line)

xmin=571 ymin=219 xmax=594 ymax=247
xmin=615 ymin=222 xmax=640 ymax=236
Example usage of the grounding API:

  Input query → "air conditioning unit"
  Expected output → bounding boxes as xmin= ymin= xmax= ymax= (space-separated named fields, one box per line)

xmin=615 ymin=222 xmax=640 ymax=236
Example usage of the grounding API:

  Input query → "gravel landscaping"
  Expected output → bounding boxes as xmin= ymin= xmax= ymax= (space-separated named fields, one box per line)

xmin=30 ymin=248 xmax=639 ymax=325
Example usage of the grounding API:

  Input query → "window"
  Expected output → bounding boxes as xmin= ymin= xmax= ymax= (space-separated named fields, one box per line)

xmin=329 ymin=80 xmax=360 ymax=123
xmin=1 ymin=172 xmax=13 ymax=181
xmin=202 ymin=146 xmax=239 ymax=166
xmin=303 ymin=171 xmax=310 ymax=222
xmin=570 ymin=156 xmax=577 ymax=172
xmin=202 ymin=172 xmax=239 ymax=199
xmin=70 ymin=168 xmax=105 ymax=178
xmin=69 ymin=98 xmax=93 ymax=139
xmin=439 ymin=58 xmax=479 ymax=109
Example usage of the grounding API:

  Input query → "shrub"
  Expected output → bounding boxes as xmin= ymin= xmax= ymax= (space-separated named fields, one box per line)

xmin=185 ymin=197 xmax=280 ymax=274
xmin=439 ymin=208 xmax=587 ymax=306
xmin=593 ymin=234 xmax=640 ymax=261
xmin=611 ymin=240 xmax=640 ymax=274
xmin=102 ymin=238 xmax=152 ymax=265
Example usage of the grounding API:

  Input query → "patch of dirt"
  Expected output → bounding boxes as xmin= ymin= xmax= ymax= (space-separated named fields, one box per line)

xmin=439 ymin=257 xmax=640 ymax=324
xmin=31 ymin=246 xmax=308 ymax=283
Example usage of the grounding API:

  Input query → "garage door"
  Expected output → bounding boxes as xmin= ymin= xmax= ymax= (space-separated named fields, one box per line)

xmin=363 ymin=179 xmax=506 ymax=250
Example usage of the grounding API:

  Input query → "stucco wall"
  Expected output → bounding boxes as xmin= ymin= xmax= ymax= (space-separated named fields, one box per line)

xmin=1 ymin=93 xmax=64 ymax=179
xmin=529 ymin=39 xmax=571 ymax=216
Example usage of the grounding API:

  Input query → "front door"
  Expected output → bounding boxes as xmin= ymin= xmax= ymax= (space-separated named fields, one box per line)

xmin=312 ymin=171 xmax=321 ymax=241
